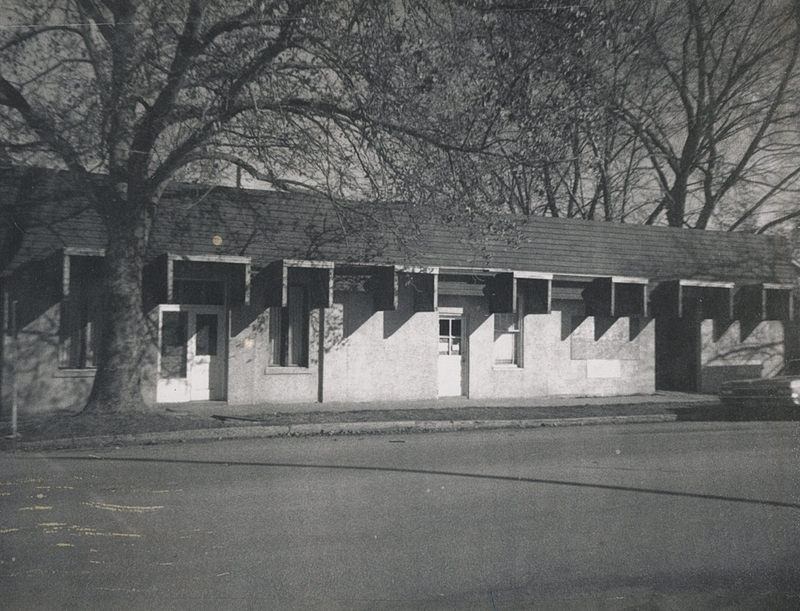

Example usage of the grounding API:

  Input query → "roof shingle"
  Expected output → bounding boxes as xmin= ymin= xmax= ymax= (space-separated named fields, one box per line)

xmin=1 ymin=167 xmax=794 ymax=285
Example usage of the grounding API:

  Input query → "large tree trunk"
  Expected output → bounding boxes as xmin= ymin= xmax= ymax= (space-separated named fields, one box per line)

xmin=81 ymin=204 xmax=149 ymax=414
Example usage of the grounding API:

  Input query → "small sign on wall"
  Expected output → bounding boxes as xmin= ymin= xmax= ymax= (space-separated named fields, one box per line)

xmin=587 ymin=359 xmax=622 ymax=378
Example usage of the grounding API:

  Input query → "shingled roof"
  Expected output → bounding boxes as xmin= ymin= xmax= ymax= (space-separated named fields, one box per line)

xmin=1 ymin=167 xmax=795 ymax=285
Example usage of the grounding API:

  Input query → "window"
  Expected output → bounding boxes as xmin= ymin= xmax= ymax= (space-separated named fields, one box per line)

xmin=494 ymin=312 xmax=520 ymax=366
xmin=439 ymin=318 xmax=462 ymax=355
xmin=160 ymin=311 xmax=188 ymax=378
xmin=59 ymin=257 xmax=104 ymax=369
xmin=195 ymin=314 xmax=219 ymax=356
xmin=270 ymin=285 xmax=309 ymax=367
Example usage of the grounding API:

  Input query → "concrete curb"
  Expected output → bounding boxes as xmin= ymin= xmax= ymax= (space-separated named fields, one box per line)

xmin=5 ymin=413 xmax=679 ymax=452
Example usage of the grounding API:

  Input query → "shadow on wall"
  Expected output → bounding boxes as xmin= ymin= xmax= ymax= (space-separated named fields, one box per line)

xmin=704 ymin=340 xmax=783 ymax=368
xmin=3 ymin=254 xmax=68 ymax=415
xmin=3 ymin=303 xmax=92 ymax=415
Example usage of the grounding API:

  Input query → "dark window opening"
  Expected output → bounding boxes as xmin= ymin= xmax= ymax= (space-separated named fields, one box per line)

xmin=59 ymin=257 xmax=104 ymax=369
xmin=270 ymin=285 xmax=309 ymax=367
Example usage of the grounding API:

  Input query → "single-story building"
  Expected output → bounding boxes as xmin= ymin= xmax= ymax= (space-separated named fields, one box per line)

xmin=1 ymin=168 xmax=796 ymax=415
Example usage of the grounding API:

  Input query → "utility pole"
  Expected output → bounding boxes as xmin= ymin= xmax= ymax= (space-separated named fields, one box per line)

xmin=9 ymin=299 xmax=18 ymax=439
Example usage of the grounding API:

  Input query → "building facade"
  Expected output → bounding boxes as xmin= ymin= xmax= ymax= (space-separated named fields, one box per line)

xmin=1 ymin=169 xmax=795 ymax=415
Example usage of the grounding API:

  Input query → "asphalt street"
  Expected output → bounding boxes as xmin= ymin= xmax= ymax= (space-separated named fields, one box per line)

xmin=1 ymin=420 xmax=799 ymax=610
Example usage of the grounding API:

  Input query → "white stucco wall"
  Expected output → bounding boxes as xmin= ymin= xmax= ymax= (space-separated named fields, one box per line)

xmin=700 ymin=319 xmax=784 ymax=393
xmin=2 ymin=304 xmax=94 ymax=415
xmin=321 ymin=288 xmax=438 ymax=403
xmin=453 ymin=296 xmax=656 ymax=400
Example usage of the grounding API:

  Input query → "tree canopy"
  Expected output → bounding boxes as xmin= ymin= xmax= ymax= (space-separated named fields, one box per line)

xmin=1 ymin=0 xmax=799 ymax=412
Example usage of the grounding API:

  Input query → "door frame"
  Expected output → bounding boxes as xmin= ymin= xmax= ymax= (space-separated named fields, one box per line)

xmin=654 ymin=314 xmax=701 ymax=392
xmin=157 ymin=304 xmax=228 ymax=402
xmin=438 ymin=307 xmax=467 ymax=397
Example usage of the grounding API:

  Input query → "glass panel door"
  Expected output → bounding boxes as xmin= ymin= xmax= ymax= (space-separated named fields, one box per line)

xmin=438 ymin=315 xmax=465 ymax=397
xmin=157 ymin=306 xmax=226 ymax=403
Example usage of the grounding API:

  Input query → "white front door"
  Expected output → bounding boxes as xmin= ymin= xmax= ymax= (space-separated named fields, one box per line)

xmin=438 ymin=315 xmax=464 ymax=397
xmin=158 ymin=305 xmax=226 ymax=402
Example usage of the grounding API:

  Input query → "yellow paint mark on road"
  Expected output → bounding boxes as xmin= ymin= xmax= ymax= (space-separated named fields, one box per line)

xmin=38 ymin=523 xmax=66 ymax=527
xmin=0 ymin=528 xmax=20 ymax=534
xmin=0 ymin=492 xmax=11 ymax=496
xmin=90 ymin=560 xmax=102 ymax=564
xmin=82 ymin=501 xmax=164 ymax=513
xmin=56 ymin=543 xmax=74 ymax=548
xmin=19 ymin=506 xmax=52 ymax=511
xmin=216 ymin=572 xmax=230 ymax=577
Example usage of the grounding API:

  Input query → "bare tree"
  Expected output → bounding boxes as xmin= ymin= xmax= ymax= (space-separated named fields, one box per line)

xmin=0 ymin=0 xmax=471 ymax=413
xmin=608 ymin=0 xmax=800 ymax=230
xmin=456 ymin=0 xmax=800 ymax=232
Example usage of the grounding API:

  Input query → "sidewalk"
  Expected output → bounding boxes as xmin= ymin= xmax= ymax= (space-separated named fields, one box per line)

xmin=2 ymin=392 xmax=721 ymax=451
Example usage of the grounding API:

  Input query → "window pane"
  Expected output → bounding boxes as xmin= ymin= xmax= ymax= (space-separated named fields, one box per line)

xmin=58 ymin=255 xmax=104 ymax=369
xmin=59 ymin=255 xmax=105 ymax=369
xmin=269 ymin=307 xmax=282 ymax=366
xmin=494 ymin=313 xmax=519 ymax=365
xmin=494 ymin=313 xmax=518 ymax=333
xmin=59 ymin=297 xmax=80 ymax=368
xmin=439 ymin=319 xmax=450 ymax=336
xmin=272 ymin=286 xmax=309 ymax=367
xmin=161 ymin=311 xmax=188 ymax=378
xmin=451 ymin=319 xmax=462 ymax=337
xmin=195 ymin=314 xmax=218 ymax=356
xmin=286 ymin=286 xmax=307 ymax=366
xmin=494 ymin=332 xmax=516 ymax=365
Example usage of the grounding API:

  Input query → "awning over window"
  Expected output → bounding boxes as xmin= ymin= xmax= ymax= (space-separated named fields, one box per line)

xmin=392 ymin=266 xmax=439 ymax=313
xmin=582 ymin=276 xmax=649 ymax=318
xmin=409 ymin=270 xmax=438 ymax=312
xmin=369 ymin=265 xmax=398 ymax=311
xmin=332 ymin=264 xmax=438 ymax=312
xmin=144 ymin=253 xmax=251 ymax=307
xmin=261 ymin=259 xmax=334 ymax=309
xmin=62 ymin=247 xmax=105 ymax=297
xmin=735 ymin=283 xmax=794 ymax=322
xmin=482 ymin=271 xmax=552 ymax=314
xmin=483 ymin=272 xmax=515 ymax=314
xmin=517 ymin=272 xmax=552 ymax=315
xmin=651 ymin=279 xmax=734 ymax=320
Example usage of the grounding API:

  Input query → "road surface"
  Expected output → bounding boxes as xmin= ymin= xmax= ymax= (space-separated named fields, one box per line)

xmin=1 ymin=420 xmax=799 ymax=610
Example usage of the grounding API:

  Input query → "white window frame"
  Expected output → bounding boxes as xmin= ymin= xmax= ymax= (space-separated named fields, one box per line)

xmin=59 ymin=254 xmax=104 ymax=370
xmin=269 ymin=284 xmax=309 ymax=368
xmin=493 ymin=309 xmax=522 ymax=368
